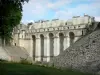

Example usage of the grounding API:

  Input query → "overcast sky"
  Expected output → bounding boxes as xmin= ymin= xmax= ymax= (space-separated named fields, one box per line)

xmin=21 ymin=0 xmax=100 ymax=23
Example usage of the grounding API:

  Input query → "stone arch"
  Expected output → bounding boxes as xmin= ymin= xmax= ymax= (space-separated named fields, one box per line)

xmin=32 ymin=35 xmax=36 ymax=61
xmin=69 ymin=32 xmax=75 ymax=45
xmin=49 ymin=33 xmax=54 ymax=59
xmin=59 ymin=33 xmax=64 ymax=52
xmin=40 ymin=34 xmax=44 ymax=61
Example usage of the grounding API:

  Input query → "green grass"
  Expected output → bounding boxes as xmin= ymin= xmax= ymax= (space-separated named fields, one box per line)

xmin=0 ymin=62 xmax=94 ymax=75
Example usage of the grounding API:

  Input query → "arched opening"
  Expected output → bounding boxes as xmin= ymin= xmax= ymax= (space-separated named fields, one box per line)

xmin=32 ymin=35 xmax=36 ymax=61
xmin=69 ymin=32 xmax=75 ymax=45
xmin=49 ymin=33 xmax=54 ymax=60
xmin=40 ymin=34 xmax=44 ymax=61
xmin=59 ymin=33 xmax=64 ymax=52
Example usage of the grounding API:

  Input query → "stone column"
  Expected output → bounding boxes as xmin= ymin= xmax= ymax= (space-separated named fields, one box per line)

xmin=30 ymin=37 xmax=33 ymax=58
xmin=64 ymin=35 xmax=69 ymax=50
xmin=27 ymin=34 xmax=35 ymax=62
xmin=44 ymin=34 xmax=50 ymax=62
xmin=35 ymin=35 xmax=41 ymax=61
xmin=54 ymin=34 xmax=60 ymax=56
xmin=67 ymin=36 xmax=70 ymax=48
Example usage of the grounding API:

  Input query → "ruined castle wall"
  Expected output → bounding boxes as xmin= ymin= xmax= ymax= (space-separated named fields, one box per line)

xmin=12 ymin=15 xmax=97 ymax=62
xmin=0 ymin=46 xmax=10 ymax=60
xmin=12 ymin=34 xmax=19 ymax=46
xmin=19 ymin=39 xmax=32 ymax=56
xmin=49 ymin=29 xmax=100 ymax=73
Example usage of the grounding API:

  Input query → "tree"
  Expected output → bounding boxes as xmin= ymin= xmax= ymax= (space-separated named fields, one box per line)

xmin=0 ymin=0 xmax=29 ymax=46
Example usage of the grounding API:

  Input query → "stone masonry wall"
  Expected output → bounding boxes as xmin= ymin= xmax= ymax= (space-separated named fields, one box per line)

xmin=49 ymin=29 xmax=100 ymax=73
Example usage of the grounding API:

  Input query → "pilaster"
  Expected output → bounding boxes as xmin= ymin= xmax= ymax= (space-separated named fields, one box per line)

xmin=67 ymin=35 xmax=71 ymax=48
xmin=44 ymin=34 xmax=50 ymax=62
xmin=64 ymin=35 xmax=69 ymax=50
xmin=54 ymin=34 xmax=60 ymax=56
xmin=35 ymin=35 xmax=41 ymax=61
xmin=30 ymin=37 xmax=33 ymax=58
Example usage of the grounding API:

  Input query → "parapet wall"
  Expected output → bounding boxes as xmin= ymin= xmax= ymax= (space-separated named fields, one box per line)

xmin=28 ymin=15 xmax=95 ymax=29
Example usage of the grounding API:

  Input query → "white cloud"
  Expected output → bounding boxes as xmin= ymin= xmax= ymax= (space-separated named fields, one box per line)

xmin=22 ymin=0 xmax=50 ymax=17
xmin=54 ymin=1 xmax=100 ymax=20
xmin=22 ymin=0 xmax=100 ymax=22
xmin=47 ymin=0 xmax=72 ymax=10
xmin=54 ymin=10 xmax=73 ymax=19
xmin=95 ymin=17 xmax=100 ymax=21
xmin=23 ymin=0 xmax=72 ymax=16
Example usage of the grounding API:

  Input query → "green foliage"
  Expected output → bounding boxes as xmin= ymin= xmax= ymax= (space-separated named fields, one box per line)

xmin=19 ymin=58 xmax=32 ymax=65
xmin=0 ymin=59 xmax=7 ymax=62
xmin=0 ymin=0 xmax=29 ymax=45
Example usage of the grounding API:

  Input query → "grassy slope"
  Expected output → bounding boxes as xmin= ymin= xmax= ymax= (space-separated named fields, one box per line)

xmin=0 ymin=63 xmax=93 ymax=75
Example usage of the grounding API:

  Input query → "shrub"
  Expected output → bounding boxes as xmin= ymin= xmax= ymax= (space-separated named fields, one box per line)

xmin=0 ymin=59 xmax=8 ymax=62
xmin=34 ymin=61 xmax=42 ymax=65
xmin=20 ymin=57 xmax=32 ymax=65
